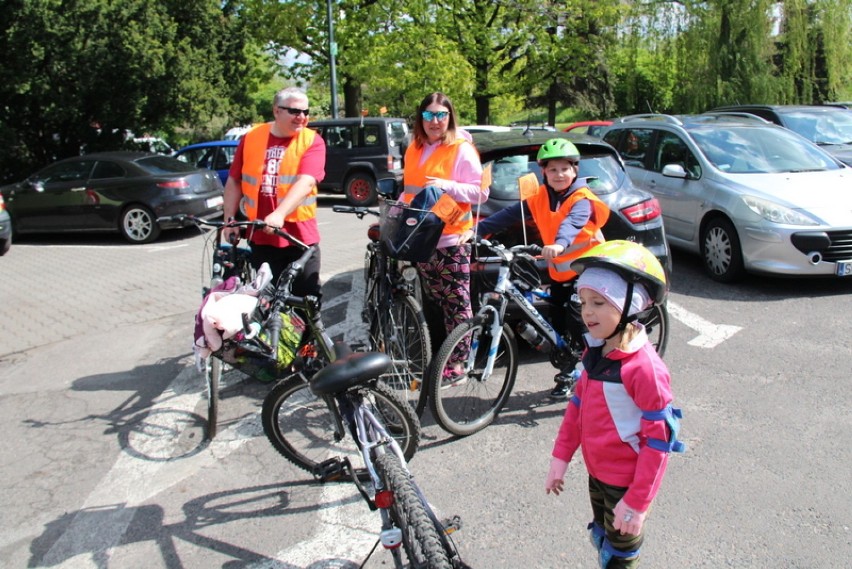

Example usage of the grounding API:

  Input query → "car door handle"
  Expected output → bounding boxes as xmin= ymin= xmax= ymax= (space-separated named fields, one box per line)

xmin=70 ymin=187 xmax=87 ymax=192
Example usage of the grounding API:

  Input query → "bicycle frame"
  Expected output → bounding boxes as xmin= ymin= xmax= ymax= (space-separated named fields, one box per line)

xmin=470 ymin=244 xmax=571 ymax=380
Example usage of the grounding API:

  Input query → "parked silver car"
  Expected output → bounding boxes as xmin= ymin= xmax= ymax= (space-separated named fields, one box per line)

xmin=602 ymin=113 xmax=852 ymax=282
xmin=709 ymin=104 xmax=852 ymax=166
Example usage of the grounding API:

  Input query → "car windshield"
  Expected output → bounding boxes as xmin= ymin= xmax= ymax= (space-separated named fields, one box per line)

xmin=136 ymin=155 xmax=197 ymax=174
xmin=387 ymin=121 xmax=409 ymax=148
xmin=488 ymin=153 xmax=621 ymax=199
xmin=779 ymin=108 xmax=852 ymax=145
xmin=689 ymin=126 xmax=841 ymax=173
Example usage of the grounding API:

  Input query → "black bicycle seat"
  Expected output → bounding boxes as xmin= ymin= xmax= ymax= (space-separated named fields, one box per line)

xmin=310 ymin=351 xmax=392 ymax=396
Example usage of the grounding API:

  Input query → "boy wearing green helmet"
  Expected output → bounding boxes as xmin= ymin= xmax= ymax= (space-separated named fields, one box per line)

xmin=461 ymin=137 xmax=610 ymax=400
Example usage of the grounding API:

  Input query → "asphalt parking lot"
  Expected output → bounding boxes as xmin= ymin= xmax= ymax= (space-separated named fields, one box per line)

xmin=2 ymin=202 xmax=851 ymax=567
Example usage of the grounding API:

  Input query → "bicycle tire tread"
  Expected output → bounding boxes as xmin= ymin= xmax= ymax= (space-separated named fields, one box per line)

xmin=374 ymin=453 xmax=453 ymax=569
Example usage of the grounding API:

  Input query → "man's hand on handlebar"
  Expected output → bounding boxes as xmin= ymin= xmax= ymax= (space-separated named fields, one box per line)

xmin=263 ymin=211 xmax=286 ymax=234
xmin=221 ymin=219 xmax=241 ymax=244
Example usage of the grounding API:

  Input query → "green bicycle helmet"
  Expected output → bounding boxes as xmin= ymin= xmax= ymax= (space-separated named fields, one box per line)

xmin=536 ymin=138 xmax=580 ymax=164
xmin=570 ymin=240 xmax=668 ymax=305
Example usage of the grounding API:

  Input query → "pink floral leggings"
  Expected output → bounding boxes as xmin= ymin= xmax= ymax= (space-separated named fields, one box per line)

xmin=417 ymin=244 xmax=473 ymax=364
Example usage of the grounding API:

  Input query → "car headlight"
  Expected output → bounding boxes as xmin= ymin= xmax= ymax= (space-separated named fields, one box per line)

xmin=742 ymin=196 xmax=819 ymax=226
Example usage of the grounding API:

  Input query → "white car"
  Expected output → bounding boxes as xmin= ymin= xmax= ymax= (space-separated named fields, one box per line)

xmin=603 ymin=113 xmax=852 ymax=282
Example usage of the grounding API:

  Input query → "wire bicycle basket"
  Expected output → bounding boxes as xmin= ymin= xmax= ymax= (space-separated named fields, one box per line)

xmin=378 ymin=198 xmax=445 ymax=262
xmin=214 ymin=308 xmax=307 ymax=383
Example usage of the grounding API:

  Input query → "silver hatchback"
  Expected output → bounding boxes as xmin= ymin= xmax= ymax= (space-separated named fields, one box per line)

xmin=602 ymin=113 xmax=852 ymax=282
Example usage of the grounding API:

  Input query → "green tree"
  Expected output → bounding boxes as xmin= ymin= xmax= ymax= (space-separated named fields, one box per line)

xmin=0 ymin=0 xmax=267 ymax=182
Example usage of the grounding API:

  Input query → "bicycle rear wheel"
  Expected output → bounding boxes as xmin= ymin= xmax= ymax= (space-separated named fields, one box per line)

xmin=639 ymin=303 xmax=670 ymax=357
xmin=203 ymin=356 xmax=221 ymax=440
xmin=370 ymin=294 xmax=432 ymax=416
xmin=428 ymin=317 xmax=518 ymax=437
xmin=261 ymin=375 xmax=420 ymax=480
xmin=374 ymin=452 xmax=453 ymax=569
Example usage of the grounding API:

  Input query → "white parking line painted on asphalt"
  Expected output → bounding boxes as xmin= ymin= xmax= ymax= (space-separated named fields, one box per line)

xmin=42 ymin=364 xmax=237 ymax=567
xmin=667 ymin=301 xmax=742 ymax=348
xmin=43 ymin=272 xmax=378 ymax=567
xmin=17 ymin=243 xmax=191 ymax=251
xmin=146 ymin=243 xmax=191 ymax=252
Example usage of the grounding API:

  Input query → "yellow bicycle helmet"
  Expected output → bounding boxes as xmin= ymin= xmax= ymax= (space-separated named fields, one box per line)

xmin=570 ymin=240 xmax=668 ymax=304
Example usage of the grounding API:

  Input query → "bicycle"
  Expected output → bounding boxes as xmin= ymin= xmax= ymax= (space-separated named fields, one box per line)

xmin=262 ymin=344 xmax=465 ymax=568
xmin=427 ymin=236 xmax=670 ymax=436
xmin=332 ymin=199 xmax=432 ymax=415
xmin=160 ymin=214 xmax=260 ymax=439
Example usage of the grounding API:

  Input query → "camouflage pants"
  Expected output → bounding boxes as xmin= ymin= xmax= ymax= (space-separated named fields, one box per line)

xmin=588 ymin=475 xmax=645 ymax=568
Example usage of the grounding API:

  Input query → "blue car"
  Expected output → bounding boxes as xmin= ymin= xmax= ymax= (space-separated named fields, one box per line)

xmin=173 ymin=140 xmax=238 ymax=186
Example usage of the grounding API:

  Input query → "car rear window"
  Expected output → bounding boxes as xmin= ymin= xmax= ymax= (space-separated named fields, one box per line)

xmin=487 ymin=153 xmax=621 ymax=199
xmin=136 ymin=155 xmax=197 ymax=174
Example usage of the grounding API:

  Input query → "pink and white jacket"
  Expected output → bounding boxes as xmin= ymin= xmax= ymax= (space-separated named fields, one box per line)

xmin=551 ymin=326 xmax=674 ymax=512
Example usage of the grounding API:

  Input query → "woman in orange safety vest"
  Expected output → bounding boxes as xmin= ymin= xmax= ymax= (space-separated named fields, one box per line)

xmin=402 ymin=92 xmax=486 ymax=379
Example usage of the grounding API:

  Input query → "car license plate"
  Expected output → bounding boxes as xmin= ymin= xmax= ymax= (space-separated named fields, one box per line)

xmin=835 ymin=261 xmax=852 ymax=276
xmin=206 ymin=196 xmax=223 ymax=208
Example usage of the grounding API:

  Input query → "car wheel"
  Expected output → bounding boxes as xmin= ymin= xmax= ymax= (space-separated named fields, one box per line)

xmin=701 ymin=217 xmax=744 ymax=283
xmin=344 ymin=173 xmax=377 ymax=206
xmin=120 ymin=205 xmax=161 ymax=244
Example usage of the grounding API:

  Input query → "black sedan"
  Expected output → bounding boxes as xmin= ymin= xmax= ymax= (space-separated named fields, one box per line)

xmin=1 ymin=151 xmax=224 ymax=243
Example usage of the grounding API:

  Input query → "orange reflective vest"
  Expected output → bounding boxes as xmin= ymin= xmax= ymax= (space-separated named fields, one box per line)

xmin=526 ymin=185 xmax=610 ymax=282
xmin=240 ymin=123 xmax=318 ymax=222
xmin=402 ymin=139 xmax=476 ymax=235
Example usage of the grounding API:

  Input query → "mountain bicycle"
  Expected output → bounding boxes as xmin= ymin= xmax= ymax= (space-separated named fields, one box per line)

xmin=332 ymin=199 xmax=432 ymax=415
xmin=427 ymin=236 xmax=670 ymax=436
xmin=262 ymin=345 xmax=465 ymax=568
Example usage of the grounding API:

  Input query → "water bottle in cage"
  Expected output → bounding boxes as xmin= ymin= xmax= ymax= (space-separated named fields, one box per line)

xmin=516 ymin=322 xmax=550 ymax=352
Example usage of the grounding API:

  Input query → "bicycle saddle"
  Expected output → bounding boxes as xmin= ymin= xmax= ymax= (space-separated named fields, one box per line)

xmin=310 ymin=351 xmax=392 ymax=396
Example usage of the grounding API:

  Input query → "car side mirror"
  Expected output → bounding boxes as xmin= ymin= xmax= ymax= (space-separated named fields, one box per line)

xmin=377 ymin=177 xmax=398 ymax=198
xmin=26 ymin=179 xmax=45 ymax=192
xmin=662 ymin=164 xmax=688 ymax=179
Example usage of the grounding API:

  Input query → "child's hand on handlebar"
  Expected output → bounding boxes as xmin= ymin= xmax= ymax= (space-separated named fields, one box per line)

xmin=541 ymin=244 xmax=565 ymax=260
xmin=458 ymin=229 xmax=475 ymax=245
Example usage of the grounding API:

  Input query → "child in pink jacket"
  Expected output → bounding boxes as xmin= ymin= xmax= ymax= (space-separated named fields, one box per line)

xmin=544 ymin=241 xmax=685 ymax=569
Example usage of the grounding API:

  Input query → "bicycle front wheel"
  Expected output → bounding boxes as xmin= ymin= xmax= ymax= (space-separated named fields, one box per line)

xmin=370 ymin=294 xmax=432 ymax=416
xmin=374 ymin=452 xmax=453 ymax=569
xmin=428 ymin=317 xmax=518 ymax=437
xmin=639 ymin=303 xmax=670 ymax=357
xmin=261 ymin=376 xmax=420 ymax=480
xmin=203 ymin=356 xmax=221 ymax=440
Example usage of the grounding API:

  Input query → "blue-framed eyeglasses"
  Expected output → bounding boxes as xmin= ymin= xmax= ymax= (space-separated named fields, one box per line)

xmin=422 ymin=110 xmax=449 ymax=121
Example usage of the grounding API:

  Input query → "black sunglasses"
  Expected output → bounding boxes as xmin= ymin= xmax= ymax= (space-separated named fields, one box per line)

xmin=278 ymin=106 xmax=310 ymax=116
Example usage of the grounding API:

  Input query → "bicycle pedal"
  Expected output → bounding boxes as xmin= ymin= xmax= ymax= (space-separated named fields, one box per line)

xmin=313 ymin=458 xmax=347 ymax=482
xmin=442 ymin=515 xmax=463 ymax=534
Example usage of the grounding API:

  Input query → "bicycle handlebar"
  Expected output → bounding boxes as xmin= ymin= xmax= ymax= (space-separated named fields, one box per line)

xmin=473 ymin=236 xmax=543 ymax=260
xmin=158 ymin=214 xmax=310 ymax=250
xmin=332 ymin=204 xmax=380 ymax=219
